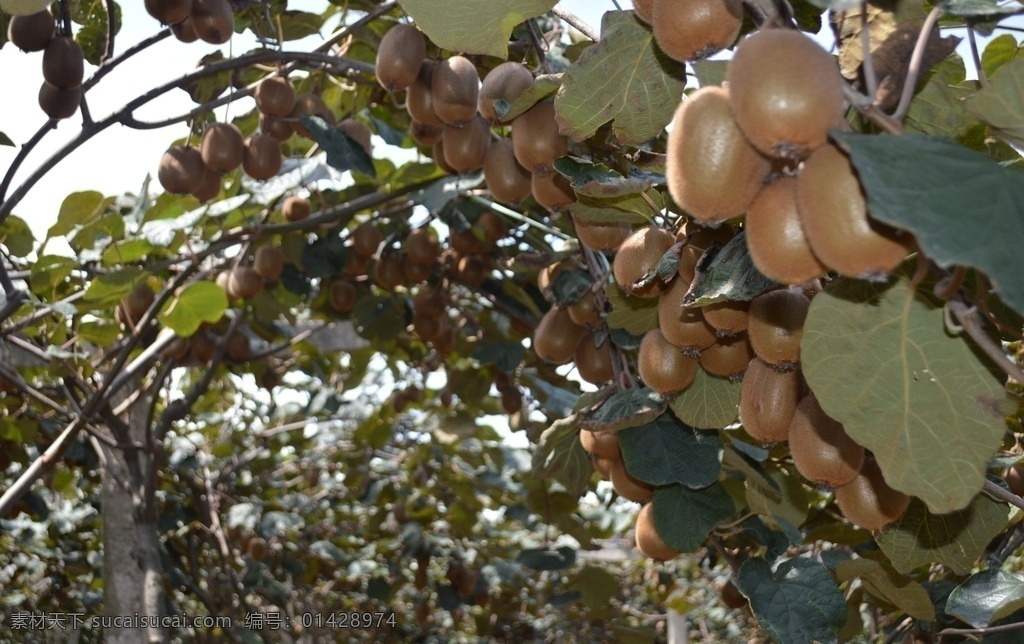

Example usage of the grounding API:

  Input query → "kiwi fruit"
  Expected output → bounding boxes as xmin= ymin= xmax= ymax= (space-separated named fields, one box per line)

xmin=410 ymin=120 xmax=443 ymax=147
xmin=789 ymin=393 xmax=865 ymax=488
xmin=537 ymin=259 xmax=571 ymax=299
xmin=118 ymin=282 xmax=156 ymax=326
xmin=478 ymin=210 xmax=508 ymax=244
xmin=568 ymin=294 xmax=601 ymax=326
xmin=745 ymin=175 xmax=828 ymax=285
xmin=609 ymin=459 xmax=655 ymax=503
xmin=613 ymin=226 xmax=675 ymax=298
xmin=42 ymin=37 xmax=85 ymax=90
xmin=254 ymin=76 xmax=296 ymax=117
xmin=190 ymin=0 xmax=234 ymax=45
xmin=146 ymin=0 xmax=192 ymax=25
xmin=412 ymin=313 xmax=442 ymax=340
xmin=259 ymin=113 xmax=293 ymax=142
xmin=431 ymin=55 xmax=480 ymax=126
xmin=534 ymin=306 xmax=585 ymax=364
xmin=720 ymin=580 xmax=748 ymax=609
xmin=442 ymin=115 xmax=491 ymax=173
xmin=8 ymin=10 xmax=53 ymax=52
xmin=226 ymin=331 xmax=250 ymax=361
xmin=290 ymin=93 xmax=335 ymax=137
xmin=246 ymin=536 xmax=267 ymax=560
xmin=834 ymin=456 xmax=910 ymax=531
xmin=404 ymin=259 xmax=434 ymax=284
xmin=158 ymin=145 xmax=205 ymax=195
xmin=406 ymin=60 xmax=443 ymax=127
xmin=747 ymin=288 xmax=810 ymax=369
xmin=351 ymin=221 xmax=383 ymax=257
xmin=739 ymin=357 xmax=801 ymax=443
xmin=343 ymin=250 xmax=370 ymax=277
xmin=171 ymin=17 xmax=198 ymax=43
xmin=450 ymin=229 xmax=487 ymax=255
xmin=633 ymin=0 xmax=654 ymax=23
xmin=1004 ymin=466 xmax=1024 ymax=497
xmin=580 ymin=429 xmax=620 ymax=459
xmin=635 ymin=502 xmax=678 ymax=559
xmin=329 ymin=280 xmax=358 ymax=313
xmin=227 ymin=266 xmax=263 ymax=300
xmin=375 ymin=24 xmax=426 ymax=92
xmin=191 ymin=332 xmax=215 ymax=363
xmin=412 ymin=285 xmax=446 ymax=319
xmin=406 ymin=227 xmax=441 ymax=264
xmin=677 ymin=222 xmax=737 ymax=281
xmin=282 ymin=195 xmax=310 ymax=222
xmin=432 ymin=140 xmax=457 ymax=175
xmin=242 ymin=134 xmax=283 ymax=180
xmin=373 ymin=254 xmax=406 ymax=289
xmin=701 ymin=299 xmax=749 ymax=336
xmin=253 ymin=245 xmax=286 ymax=280
xmin=651 ymin=0 xmax=742 ymax=62
xmin=658 ymin=276 xmax=717 ymax=352
xmin=456 ymin=254 xmax=489 ymax=286
xmin=531 ymin=171 xmax=576 ymax=211
xmin=727 ymin=29 xmax=844 ymax=159
xmin=575 ymin=220 xmax=631 ymax=252
xmin=797 ymin=144 xmax=913 ymax=279
xmin=479 ymin=61 xmax=534 ymax=123
xmin=511 ymin=101 xmax=568 ymax=175
xmin=338 ymin=118 xmax=373 ymax=155
xmin=575 ymin=332 xmax=615 ymax=384
xmin=201 ymin=122 xmax=245 ymax=173
xmin=698 ymin=334 xmax=754 ymax=378
xmin=162 ymin=336 xmax=191 ymax=361
xmin=666 ymin=86 xmax=770 ymax=225
xmin=37 ymin=82 xmax=80 ymax=119
xmin=483 ymin=139 xmax=532 ymax=203
xmin=638 ymin=328 xmax=700 ymax=394
xmin=593 ymin=456 xmax=616 ymax=479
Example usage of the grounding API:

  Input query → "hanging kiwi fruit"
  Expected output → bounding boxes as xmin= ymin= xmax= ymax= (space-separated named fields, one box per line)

xmin=612 ymin=226 xmax=675 ymax=298
xmin=431 ymin=55 xmax=480 ymax=126
xmin=650 ymin=0 xmax=742 ymax=62
xmin=789 ymin=393 xmax=866 ymax=488
xmin=834 ymin=456 xmax=910 ymax=531
xmin=376 ymin=23 xmax=427 ymax=92
xmin=478 ymin=61 xmax=534 ymax=124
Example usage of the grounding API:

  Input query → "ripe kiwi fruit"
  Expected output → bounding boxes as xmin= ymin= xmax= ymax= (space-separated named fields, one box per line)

xmin=191 ymin=332 xmax=215 ymax=363
xmin=376 ymin=24 xmax=426 ymax=92
xmin=412 ymin=313 xmax=442 ymax=340
xmin=8 ymin=10 xmax=53 ymax=52
xmin=609 ymin=459 xmax=654 ymax=503
xmin=162 ymin=336 xmax=191 ymax=361
xmin=442 ymin=115 xmax=491 ymax=173
xmin=797 ymin=144 xmax=913 ymax=279
xmin=483 ymin=139 xmax=532 ymax=203
xmin=373 ymin=254 xmax=406 ymax=289
xmin=677 ymin=221 xmax=737 ymax=282
xmin=118 ymin=282 xmax=156 ymax=326
xmin=456 ymin=254 xmax=489 ymax=286
xmin=1004 ymin=466 xmax=1024 ymax=497
xmin=227 ymin=266 xmax=263 ymax=300
xmin=478 ymin=210 xmax=508 ymax=244
xmin=739 ymin=357 xmax=801 ymax=443
xmin=701 ymin=299 xmax=749 ymax=336
xmin=580 ymin=429 xmax=620 ymax=459
xmin=158 ymin=146 xmax=205 ymax=195
xmin=404 ymin=258 xmax=434 ymax=284
xmin=614 ymin=226 xmax=675 ymax=298
xmin=633 ymin=0 xmax=654 ymax=23
xmin=432 ymin=140 xmax=457 ymax=175
xmin=666 ymin=86 xmax=770 ymax=225
xmin=254 ymin=76 xmax=296 ymax=117
xmin=635 ymin=502 xmax=678 ymax=560
xmin=531 ymin=171 xmax=576 ymax=211
xmin=406 ymin=60 xmax=443 ymax=127
xmin=789 ymin=393 xmax=865 ymax=488
xmin=575 ymin=220 xmax=631 ymax=252
xmin=479 ymin=61 xmax=534 ymax=124
xmin=43 ymin=36 xmax=85 ymax=90
xmin=190 ymin=0 xmax=234 ymax=45
xmin=412 ymin=285 xmax=446 ymax=319
xmin=259 ymin=113 xmax=293 ymax=142
xmin=450 ymin=229 xmax=487 ymax=255
xmin=201 ymin=122 xmax=245 ymax=173
xmin=343 ymin=250 xmax=371 ymax=277
xmin=834 ymin=456 xmax=910 ymax=531
xmin=698 ymin=334 xmax=754 ymax=378
xmin=191 ymin=165 xmax=220 ymax=201
xmin=593 ymin=456 xmax=616 ymax=479
xmin=351 ymin=221 xmax=383 ymax=257
xmin=226 ymin=331 xmax=251 ymax=361
xmin=38 ymin=82 xmax=80 ymax=119
xmin=638 ymin=328 xmax=700 ymax=394
xmin=410 ymin=120 xmax=443 ymax=147
xmin=146 ymin=0 xmax=192 ymax=26
xmin=658 ymin=276 xmax=717 ymax=352
xmin=745 ymin=175 xmax=828 ymax=285
xmin=290 ymin=93 xmax=335 ymax=137
xmin=534 ymin=306 xmax=585 ymax=364
xmin=575 ymin=332 xmax=615 ymax=384
xmin=329 ymin=280 xmax=358 ymax=313
xmin=253 ymin=245 xmax=286 ymax=280
xmin=282 ymin=195 xmax=309 ymax=222
xmin=406 ymin=227 xmax=441 ymax=264
xmin=338 ymin=118 xmax=373 ymax=155
xmin=242 ymin=134 xmax=283 ymax=180
xmin=171 ymin=17 xmax=198 ymax=43
xmin=747 ymin=287 xmax=810 ymax=369
xmin=431 ymin=55 xmax=480 ymax=126
xmin=727 ymin=28 xmax=844 ymax=159
xmin=720 ymin=580 xmax=748 ymax=609
xmin=651 ymin=0 xmax=742 ymax=62
xmin=511 ymin=101 xmax=568 ymax=175
xmin=568 ymin=294 xmax=601 ymax=326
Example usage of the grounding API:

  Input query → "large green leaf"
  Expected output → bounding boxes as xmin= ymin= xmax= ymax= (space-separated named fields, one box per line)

xmin=554 ymin=11 xmax=686 ymax=146
xmin=604 ymin=282 xmax=659 ymax=334
xmin=581 ymin=387 xmax=665 ymax=432
xmin=668 ymin=368 xmax=741 ymax=430
xmin=49 ymin=191 xmax=110 ymax=238
xmin=746 ymin=468 xmax=809 ymax=534
xmin=947 ymin=569 xmax=1024 ymax=628
xmin=964 ymin=55 xmax=1024 ymax=148
xmin=835 ymin=558 xmax=936 ymax=620
xmin=619 ymin=413 xmax=722 ymax=488
xmin=396 ymin=0 xmax=557 ymax=59
xmin=531 ymin=416 xmax=592 ymax=499
xmin=652 ymin=482 xmax=733 ymax=553
xmin=158 ymin=281 xmax=228 ymax=337
xmin=802 ymin=275 xmax=1008 ymax=513
xmin=0 ymin=214 xmax=34 ymax=257
xmin=553 ymin=157 xmax=653 ymax=198
xmin=875 ymin=495 xmax=1012 ymax=575
xmin=834 ymin=131 xmax=1024 ymax=318
xmin=302 ymin=115 xmax=376 ymax=178
xmin=735 ymin=557 xmax=847 ymax=644
xmin=83 ymin=268 xmax=146 ymax=306
xmin=684 ymin=230 xmax=779 ymax=305
xmin=980 ymin=33 xmax=1022 ymax=79
xmin=903 ymin=56 xmax=982 ymax=141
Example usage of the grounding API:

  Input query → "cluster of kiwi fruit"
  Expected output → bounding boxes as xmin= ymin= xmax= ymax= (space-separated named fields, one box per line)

xmin=7 ymin=8 xmax=85 ymax=119
xmin=374 ymin=22 xmax=574 ymax=210
xmin=634 ymin=0 xmax=742 ymax=63
xmin=145 ymin=0 xmax=235 ymax=45
xmin=665 ymin=27 xmax=914 ymax=284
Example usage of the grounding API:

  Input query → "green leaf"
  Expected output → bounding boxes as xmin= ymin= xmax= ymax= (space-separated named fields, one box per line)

xmin=0 ymin=132 xmax=13 ymax=146
xmin=493 ymin=73 xmax=562 ymax=121
xmin=668 ymin=368 xmax=741 ymax=430
xmin=943 ymin=0 xmax=1024 ymax=19
xmin=531 ymin=418 xmax=591 ymax=499
xmin=735 ymin=557 xmax=847 ymax=644
xmin=574 ymin=187 xmax=663 ymax=222
xmin=835 ymin=558 xmax=936 ymax=620
xmin=301 ymin=115 xmax=376 ymax=178
xmin=580 ymin=387 xmax=666 ymax=432
xmin=517 ymin=546 xmax=576 ymax=571
xmin=547 ymin=267 xmax=592 ymax=306
xmin=412 ymin=174 xmax=482 ymax=212
xmin=980 ymin=33 xmax=1022 ymax=79
xmin=619 ymin=414 xmax=722 ymax=488
xmin=903 ymin=55 xmax=982 ymax=141
xmin=0 ymin=214 xmax=35 ymax=257
xmin=0 ymin=0 xmax=50 ymax=16
xmin=74 ymin=0 xmax=121 ymax=66
xmin=569 ymin=198 xmax=655 ymax=226
xmin=684 ymin=230 xmax=779 ymax=306
xmin=158 ymin=281 xmax=228 ymax=337
xmin=604 ymin=282 xmax=659 ymax=335
xmin=472 ymin=340 xmax=525 ymax=372
xmin=552 ymin=157 xmax=653 ymax=198
xmin=396 ymin=0 xmax=557 ymax=59
xmin=49 ymin=191 xmax=110 ymax=238
xmin=947 ymin=569 xmax=1024 ymax=628
xmin=83 ymin=268 xmax=146 ymax=306
xmin=802 ymin=275 xmax=1008 ymax=513
xmin=279 ymin=10 xmax=322 ymax=40
xmin=554 ymin=11 xmax=686 ymax=146
xmin=569 ymin=566 xmax=620 ymax=610
xmin=30 ymin=255 xmax=77 ymax=292
xmin=964 ymin=55 xmax=1024 ymax=148
xmin=746 ymin=468 xmax=809 ymax=534
xmin=875 ymin=495 xmax=1012 ymax=575
xmin=691 ymin=60 xmax=728 ymax=87
xmin=834 ymin=131 xmax=1024 ymax=318
xmin=653 ymin=482 xmax=734 ymax=553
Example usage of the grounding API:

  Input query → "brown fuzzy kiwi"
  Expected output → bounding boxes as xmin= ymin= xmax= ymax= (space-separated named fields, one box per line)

xmin=511 ymin=101 xmax=568 ymax=175
xmin=431 ymin=55 xmax=480 ymax=126
xmin=329 ymin=280 xmax=358 ymax=313
xmin=375 ymin=24 xmax=426 ymax=92
xmin=633 ymin=0 xmax=655 ymax=23
xmin=456 ymin=254 xmax=489 ymax=286
xmin=253 ymin=245 xmax=286 ymax=280
xmin=834 ymin=456 xmax=910 ymax=531
xmin=593 ymin=456 xmax=616 ymax=479
xmin=612 ymin=226 xmax=675 ymax=298
xmin=797 ymin=144 xmax=913 ymax=279
xmin=745 ymin=175 xmax=828 ymax=285
xmin=726 ymin=29 xmax=844 ymax=159
xmin=483 ymin=139 xmax=532 ymax=203
xmin=568 ymin=294 xmax=601 ymax=326
xmin=609 ymin=459 xmax=655 ymax=503
xmin=666 ymin=86 xmax=770 ymax=225
xmin=410 ymin=120 xmax=444 ymax=147
xmin=290 ymin=93 xmax=335 ymax=137
xmin=575 ymin=220 xmax=631 ymax=252
xmin=698 ymin=334 xmax=754 ymax=378
xmin=146 ymin=0 xmax=192 ymax=26
xmin=1004 ymin=466 xmax=1024 ymax=497
xmin=531 ymin=171 xmax=576 ymax=211
xmin=118 ymin=282 xmax=156 ymax=326
xmin=283 ymin=195 xmax=310 ymax=222
xmin=789 ymin=393 xmax=865 ymax=488
xmin=412 ymin=285 xmax=446 ymax=319
xmin=338 ymin=118 xmax=373 ymax=155
xmin=658 ymin=276 xmax=718 ymax=352
xmin=407 ymin=60 xmax=443 ymax=127
xmin=701 ymin=299 xmax=749 ymax=336
xmin=635 ymin=502 xmax=679 ymax=559
xmin=190 ymin=0 xmax=234 ymax=45
xmin=8 ymin=10 xmax=53 ymax=52
xmin=575 ymin=332 xmax=615 ymax=384
xmin=351 ymin=221 xmax=383 ymax=257
xmin=171 ymin=17 xmax=198 ymax=42
xmin=638 ymin=328 xmax=700 ymax=394
xmin=242 ymin=134 xmax=283 ymax=180
xmin=226 ymin=331 xmax=251 ymax=361
xmin=479 ymin=61 xmax=534 ymax=123
xmin=442 ymin=115 xmax=491 ymax=173
xmin=478 ymin=210 xmax=508 ymax=243
xmin=533 ymin=306 xmax=585 ymax=364
xmin=42 ymin=36 xmax=85 ymax=90
xmin=228 ymin=266 xmax=263 ymax=300
xmin=201 ymin=122 xmax=245 ymax=173
xmin=373 ymin=254 xmax=406 ymax=289
xmin=158 ymin=146 xmax=205 ymax=195
xmin=580 ymin=429 xmax=620 ymax=460
xmin=432 ymin=140 xmax=457 ymax=175
xmin=260 ymin=113 xmax=293 ymax=142
xmin=747 ymin=288 xmax=810 ymax=369
xmin=651 ymin=0 xmax=742 ymax=62
xmin=406 ymin=227 xmax=441 ymax=264
xmin=344 ymin=249 xmax=371 ymax=277
xmin=739 ymin=357 xmax=801 ymax=443
xmin=404 ymin=259 xmax=433 ymax=284
xmin=191 ymin=165 xmax=221 ymax=202
xmin=254 ymin=76 xmax=296 ymax=118
xmin=37 ymin=82 xmax=79 ymax=119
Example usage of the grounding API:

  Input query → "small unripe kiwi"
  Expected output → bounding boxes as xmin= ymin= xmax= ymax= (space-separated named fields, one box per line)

xmin=575 ymin=220 xmax=631 ymax=252
xmin=533 ymin=306 xmax=584 ymax=364
xmin=575 ymin=332 xmax=615 ymax=384
xmin=638 ymin=328 xmax=700 ymax=394
xmin=38 ymin=82 xmax=80 ymax=119
xmin=658 ymin=277 xmax=717 ymax=352
xmin=329 ymin=280 xmax=357 ymax=313
xmin=442 ymin=115 xmax=491 ymax=173
xmin=613 ymin=226 xmax=674 ymax=298
xmin=745 ymin=176 xmax=828 ymax=285
xmin=512 ymin=101 xmax=568 ymax=175
xmin=158 ymin=146 xmax=205 ymax=195
xmin=253 ymin=245 xmax=286 ymax=280
xmin=282 ymin=195 xmax=310 ymax=222
xmin=727 ymin=29 xmax=844 ymax=159
xmin=666 ymin=86 xmax=770 ymax=225
xmin=747 ymin=288 xmax=810 ymax=369
xmin=739 ymin=357 xmax=802 ymax=443
xmin=834 ymin=456 xmax=910 ymax=531
xmin=146 ymin=0 xmax=192 ymax=26
xmin=483 ymin=139 xmax=532 ymax=203
xmin=580 ymin=429 xmax=620 ymax=460
xmin=42 ymin=36 xmax=85 ymax=90
xmin=609 ymin=459 xmax=654 ymax=503
xmin=478 ymin=61 xmax=534 ymax=123
xmin=201 ymin=122 xmax=245 ymax=173
xmin=242 ymin=134 xmax=283 ymax=180
xmin=635 ymin=502 xmax=679 ymax=560
xmin=698 ymin=334 xmax=754 ymax=378
xmin=338 ymin=118 xmax=373 ymax=155
xmin=254 ymin=76 xmax=296 ymax=117
xmin=376 ymin=24 xmax=426 ymax=92
xmin=8 ymin=10 xmax=54 ymax=52
xmin=228 ymin=266 xmax=263 ymax=300
xmin=531 ymin=171 xmax=576 ymax=211
xmin=789 ymin=393 xmax=865 ymax=488
xmin=651 ymin=0 xmax=742 ymax=62
xmin=432 ymin=55 xmax=480 ymax=126
xmin=191 ymin=0 xmax=234 ymax=45
xmin=406 ymin=60 xmax=443 ymax=126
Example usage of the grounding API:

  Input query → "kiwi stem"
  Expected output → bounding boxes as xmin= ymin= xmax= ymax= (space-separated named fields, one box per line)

xmin=938 ymin=620 xmax=1024 ymax=637
xmin=891 ymin=6 xmax=944 ymax=122
xmin=948 ymin=301 xmax=1024 ymax=385
xmin=966 ymin=25 xmax=990 ymax=90
xmin=551 ymin=6 xmax=599 ymax=42
xmin=859 ymin=8 xmax=878 ymax=100
xmin=841 ymin=83 xmax=903 ymax=136
xmin=933 ymin=265 xmax=966 ymax=301
xmin=527 ymin=19 xmax=553 ymax=74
